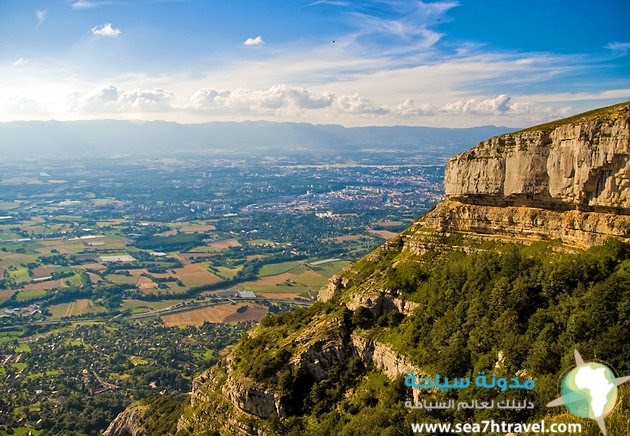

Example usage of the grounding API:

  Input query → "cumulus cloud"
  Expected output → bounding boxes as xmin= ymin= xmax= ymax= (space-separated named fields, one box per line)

xmin=91 ymin=23 xmax=121 ymax=37
xmin=188 ymin=85 xmax=334 ymax=113
xmin=63 ymin=80 xmax=580 ymax=126
xmin=186 ymin=86 xmax=571 ymax=121
xmin=189 ymin=88 xmax=231 ymax=110
xmin=335 ymin=93 xmax=388 ymax=115
xmin=391 ymin=98 xmax=435 ymax=116
xmin=244 ymin=36 xmax=264 ymax=46
xmin=441 ymin=95 xmax=513 ymax=115
xmin=81 ymin=85 xmax=174 ymax=112
xmin=36 ymin=10 xmax=47 ymax=27
xmin=381 ymin=94 xmax=574 ymax=124
xmin=268 ymin=85 xmax=334 ymax=109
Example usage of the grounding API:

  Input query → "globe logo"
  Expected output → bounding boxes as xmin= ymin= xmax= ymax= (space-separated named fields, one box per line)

xmin=547 ymin=350 xmax=630 ymax=436
xmin=561 ymin=362 xmax=617 ymax=419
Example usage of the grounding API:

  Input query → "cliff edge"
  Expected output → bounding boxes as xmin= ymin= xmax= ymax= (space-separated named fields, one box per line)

xmin=421 ymin=102 xmax=630 ymax=247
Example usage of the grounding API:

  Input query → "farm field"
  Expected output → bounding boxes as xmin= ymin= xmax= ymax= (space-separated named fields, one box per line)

xmin=367 ymin=229 xmax=398 ymax=239
xmin=161 ymin=303 xmax=268 ymax=327
xmin=47 ymin=299 xmax=107 ymax=320
xmin=0 ymin=289 xmax=16 ymax=304
xmin=172 ymin=264 xmax=222 ymax=287
xmin=207 ymin=238 xmax=241 ymax=250
xmin=242 ymin=259 xmax=348 ymax=296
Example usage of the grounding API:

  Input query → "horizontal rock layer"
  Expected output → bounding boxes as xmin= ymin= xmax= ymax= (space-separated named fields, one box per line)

xmin=415 ymin=199 xmax=630 ymax=248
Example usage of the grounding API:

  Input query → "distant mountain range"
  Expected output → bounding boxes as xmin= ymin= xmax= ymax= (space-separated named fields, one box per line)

xmin=0 ymin=120 xmax=513 ymax=160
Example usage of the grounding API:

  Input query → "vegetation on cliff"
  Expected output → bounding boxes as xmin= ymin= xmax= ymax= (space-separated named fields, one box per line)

xmin=178 ymin=237 xmax=630 ymax=435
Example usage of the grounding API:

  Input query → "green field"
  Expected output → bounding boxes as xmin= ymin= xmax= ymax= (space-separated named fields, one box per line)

xmin=9 ymin=427 xmax=41 ymax=436
xmin=9 ymin=267 xmax=31 ymax=283
xmin=213 ymin=265 xmax=242 ymax=279
xmin=247 ymin=239 xmax=276 ymax=246
xmin=12 ymin=362 xmax=27 ymax=372
xmin=258 ymin=260 xmax=305 ymax=277
xmin=47 ymin=299 xmax=107 ymax=320
xmin=130 ymin=356 xmax=149 ymax=366
xmin=310 ymin=260 xmax=351 ymax=276
xmin=0 ymin=331 xmax=23 ymax=344
xmin=16 ymin=289 xmax=47 ymax=302
xmin=244 ymin=282 xmax=312 ymax=295
xmin=105 ymin=273 xmax=138 ymax=285
xmin=15 ymin=343 xmax=31 ymax=353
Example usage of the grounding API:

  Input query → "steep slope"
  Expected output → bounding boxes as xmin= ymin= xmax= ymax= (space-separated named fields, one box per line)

xmin=107 ymin=103 xmax=630 ymax=435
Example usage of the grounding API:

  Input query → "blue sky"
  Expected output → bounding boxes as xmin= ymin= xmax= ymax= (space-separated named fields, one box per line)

xmin=0 ymin=0 xmax=628 ymax=127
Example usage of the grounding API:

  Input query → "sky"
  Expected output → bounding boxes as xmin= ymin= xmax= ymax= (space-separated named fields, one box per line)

xmin=0 ymin=0 xmax=628 ymax=127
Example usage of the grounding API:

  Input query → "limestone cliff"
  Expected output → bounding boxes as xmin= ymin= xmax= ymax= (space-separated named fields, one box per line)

xmin=102 ymin=403 xmax=151 ymax=436
xmin=433 ymin=102 xmax=630 ymax=247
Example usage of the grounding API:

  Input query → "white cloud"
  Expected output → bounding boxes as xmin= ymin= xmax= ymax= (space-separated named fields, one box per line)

xmin=2 ymin=95 xmax=45 ymax=115
xmin=244 ymin=36 xmax=264 ymax=46
xmin=335 ymin=93 xmax=387 ymax=115
xmin=185 ymin=84 xmax=579 ymax=124
xmin=72 ymin=1 xmax=111 ymax=9
xmin=386 ymin=94 xmax=573 ymax=121
xmin=441 ymin=94 xmax=512 ymax=115
xmin=391 ymin=98 xmax=434 ymax=116
xmin=13 ymin=58 xmax=28 ymax=67
xmin=308 ymin=0 xmax=350 ymax=6
xmin=81 ymin=86 xmax=174 ymax=112
xmin=346 ymin=0 xmax=457 ymax=52
xmin=91 ymin=23 xmax=121 ymax=37
xmin=605 ymin=41 xmax=630 ymax=56
xmin=36 ymin=10 xmax=47 ymax=27
xmin=188 ymin=85 xmax=335 ymax=114
xmin=189 ymin=88 xmax=231 ymax=110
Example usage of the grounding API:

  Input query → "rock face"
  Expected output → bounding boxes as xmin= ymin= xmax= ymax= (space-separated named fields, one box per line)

xmin=445 ymin=104 xmax=630 ymax=211
xmin=222 ymin=374 xmax=287 ymax=419
xmin=437 ymin=103 xmax=630 ymax=246
xmin=102 ymin=403 xmax=150 ymax=436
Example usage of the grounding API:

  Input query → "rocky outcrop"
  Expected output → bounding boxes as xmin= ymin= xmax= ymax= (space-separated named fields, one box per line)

xmin=345 ymin=288 xmax=420 ymax=316
xmin=351 ymin=333 xmax=420 ymax=380
xmin=317 ymin=274 xmax=348 ymax=302
xmin=437 ymin=102 xmax=630 ymax=246
xmin=445 ymin=103 xmax=630 ymax=212
xmin=102 ymin=403 xmax=150 ymax=436
xmin=222 ymin=374 xmax=286 ymax=419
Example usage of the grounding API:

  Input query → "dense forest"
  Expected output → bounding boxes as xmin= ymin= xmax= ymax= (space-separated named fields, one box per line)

xmin=201 ymin=238 xmax=630 ymax=435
